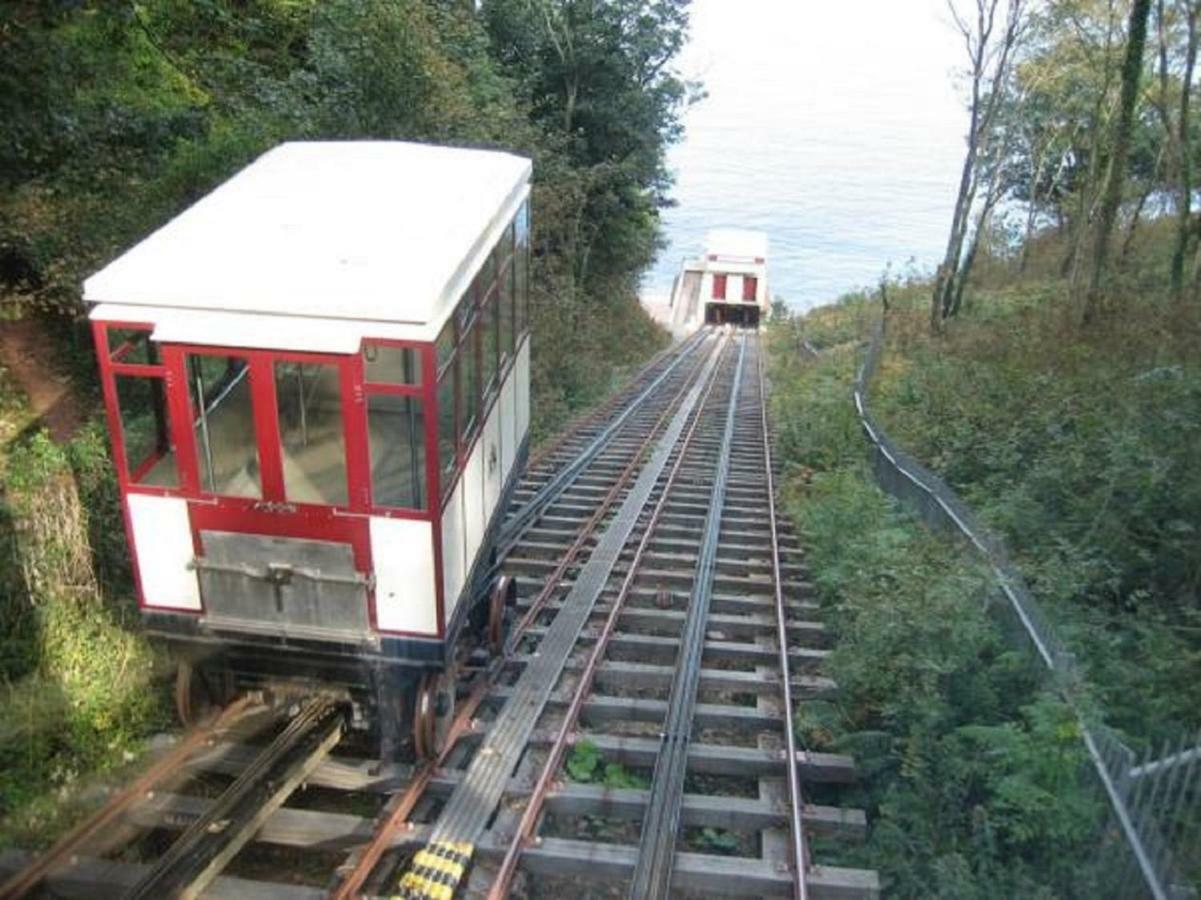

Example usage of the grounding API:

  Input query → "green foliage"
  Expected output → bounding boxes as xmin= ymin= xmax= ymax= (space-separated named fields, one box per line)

xmin=0 ymin=424 xmax=167 ymax=847
xmin=766 ymin=321 xmax=1106 ymax=895
xmin=565 ymin=738 xmax=648 ymax=789
xmin=694 ymin=826 xmax=739 ymax=855
xmin=869 ymin=258 xmax=1201 ymax=746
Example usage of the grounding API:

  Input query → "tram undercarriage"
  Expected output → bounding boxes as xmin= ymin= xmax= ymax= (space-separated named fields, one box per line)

xmin=705 ymin=302 xmax=761 ymax=328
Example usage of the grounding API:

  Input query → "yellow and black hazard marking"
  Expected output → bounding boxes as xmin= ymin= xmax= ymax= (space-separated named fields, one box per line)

xmin=394 ymin=841 xmax=474 ymax=900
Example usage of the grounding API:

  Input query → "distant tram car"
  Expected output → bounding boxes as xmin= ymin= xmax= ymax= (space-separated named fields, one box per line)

xmin=696 ymin=229 xmax=770 ymax=328
xmin=86 ymin=142 xmax=532 ymax=758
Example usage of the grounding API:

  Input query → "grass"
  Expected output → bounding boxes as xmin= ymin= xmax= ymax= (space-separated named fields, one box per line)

xmin=0 ymin=366 xmax=169 ymax=848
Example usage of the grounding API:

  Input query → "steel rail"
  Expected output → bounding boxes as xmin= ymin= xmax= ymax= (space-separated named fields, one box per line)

xmin=510 ymin=339 xmax=717 ymax=640
xmin=495 ymin=330 xmax=708 ymax=553
xmin=328 ymin=675 xmax=493 ymax=900
xmin=759 ymin=342 xmax=810 ymax=900
xmin=329 ymin=339 xmax=722 ymax=900
xmin=391 ymin=334 xmax=730 ymax=900
xmin=629 ymin=334 xmax=747 ymax=899
xmin=486 ymin=335 xmax=738 ymax=900
xmin=0 ymin=696 xmax=255 ymax=900
xmin=126 ymin=695 xmax=345 ymax=899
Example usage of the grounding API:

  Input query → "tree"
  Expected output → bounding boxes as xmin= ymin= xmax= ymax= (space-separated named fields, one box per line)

xmin=1152 ymin=0 xmax=1200 ymax=300
xmin=932 ymin=0 xmax=1030 ymax=332
xmin=483 ymin=0 xmax=692 ymax=295
xmin=1080 ymin=0 xmax=1153 ymax=323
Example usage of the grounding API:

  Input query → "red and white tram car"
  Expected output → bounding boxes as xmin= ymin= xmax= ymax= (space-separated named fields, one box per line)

xmin=85 ymin=141 xmax=532 ymax=756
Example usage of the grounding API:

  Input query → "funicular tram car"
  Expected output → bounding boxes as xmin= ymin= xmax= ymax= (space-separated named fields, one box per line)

xmin=698 ymin=228 xmax=770 ymax=327
xmin=85 ymin=141 xmax=532 ymax=758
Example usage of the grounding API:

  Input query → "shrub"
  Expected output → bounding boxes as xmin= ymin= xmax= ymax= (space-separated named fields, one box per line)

xmin=0 ymin=427 xmax=166 ymax=846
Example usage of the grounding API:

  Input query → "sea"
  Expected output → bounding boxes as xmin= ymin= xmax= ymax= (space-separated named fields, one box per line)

xmin=643 ymin=0 xmax=971 ymax=312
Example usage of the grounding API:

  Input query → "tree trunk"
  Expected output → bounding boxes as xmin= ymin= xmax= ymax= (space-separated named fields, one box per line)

xmin=1019 ymin=149 xmax=1047 ymax=274
xmin=1082 ymin=0 xmax=1153 ymax=325
xmin=1120 ymin=184 xmax=1153 ymax=260
xmin=1170 ymin=2 xmax=1199 ymax=300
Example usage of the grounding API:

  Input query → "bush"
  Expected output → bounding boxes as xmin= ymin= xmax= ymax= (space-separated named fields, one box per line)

xmin=868 ymin=267 xmax=1201 ymax=745
xmin=0 ymin=427 xmax=167 ymax=847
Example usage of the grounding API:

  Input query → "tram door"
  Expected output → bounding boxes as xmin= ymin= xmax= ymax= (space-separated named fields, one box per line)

xmin=176 ymin=347 xmax=375 ymax=636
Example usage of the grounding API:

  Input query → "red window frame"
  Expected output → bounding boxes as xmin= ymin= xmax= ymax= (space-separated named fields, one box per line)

xmin=360 ymin=339 xmax=438 ymax=518
xmin=742 ymin=275 xmax=758 ymax=303
xmin=712 ymin=273 xmax=727 ymax=300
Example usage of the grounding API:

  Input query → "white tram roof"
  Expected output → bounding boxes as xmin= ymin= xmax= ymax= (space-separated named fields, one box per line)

xmin=86 ymin=141 xmax=532 ymax=350
xmin=705 ymin=229 xmax=768 ymax=262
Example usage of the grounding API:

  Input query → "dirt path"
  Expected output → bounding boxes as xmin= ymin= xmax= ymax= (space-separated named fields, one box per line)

xmin=0 ymin=318 xmax=87 ymax=441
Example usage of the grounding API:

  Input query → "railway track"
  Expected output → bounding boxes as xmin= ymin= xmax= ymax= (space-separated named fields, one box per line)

xmin=0 ymin=328 xmax=878 ymax=899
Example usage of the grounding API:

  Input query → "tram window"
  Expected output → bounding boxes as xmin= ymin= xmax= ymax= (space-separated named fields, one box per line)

xmin=479 ymin=250 xmax=497 ymax=296
xmin=436 ymin=319 xmax=455 ymax=372
xmin=115 ymin=375 xmax=178 ymax=487
xmin=460 ymin=322 xmax=480 ymax=442
xmin=188 ymin=355 xmax=261 ymax=498
xmin=368 ymin=394 xmax=426 ymax=510
xmin=515 ymin=203 xmax=530 ymax=338
xmin=108 ymin=328 xmax=158 ymax=365
xmin=274 ymin=361 xmax=348 ymax=506
xmin=499 ymin=262 xmax=515 ymax=359
xmin=364 ymin=344 xmax=420 ymax=386
xmin=438 ymin=366 xmax=456 ymax=482
xmin=742 ymin=275 xmax=758 ymax=302
xmin=480 ymin=292 xmax=499 ymax=397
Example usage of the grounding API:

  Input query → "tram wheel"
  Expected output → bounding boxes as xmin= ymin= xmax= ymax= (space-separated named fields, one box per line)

xmin=487 ymin=575 xmax=516 ymax=656
xmin=412 ymin=672 xmax=454 ymax=761
xmin=174 ymin=660 xmax=212 ymax=727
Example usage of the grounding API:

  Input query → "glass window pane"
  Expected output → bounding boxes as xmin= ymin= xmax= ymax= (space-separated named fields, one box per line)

xmin=274 ymin=361 xmax=347 ymax=506
xmin=499 ymin=262 xmax=515 ymax=360
xmin=364 ymin=344 xmax=420 ymax=385
xmin=515 ymin=201 xmax=530 ymax=338
xmin=515 ymin=246 xmax=528 ymax=338
xmin=115 ymin=375 xmax=177 ymax=486
xmin=455 ymin=288 xmax=476 ymax=334
xmin=368 ymin=394 xmax=426 ymax=510
xmin=479 ymin=251 xmax=496 ymax=297
xmin=188 ymin=355 xmax=261 ymax=498
xmin=480 ymin=292 xmax=499 ymax=396
xmin=109 ymin=328 xmax=158 ymax=365
xmin=459 ymin=322 xmax=480 ymax=441
xmin=438 ymin=367 xmax=456 ymax=480
xmin=436 ymin=320 xmax=455 ymax=373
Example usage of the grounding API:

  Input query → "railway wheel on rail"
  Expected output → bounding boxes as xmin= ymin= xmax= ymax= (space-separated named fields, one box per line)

xmin=174 ymin=659 xmax=230 ymax=727
xmin=486 ymin=574 xmax=518 ymax=657
xmin=412 ymin=671 xmax=455 ymax=761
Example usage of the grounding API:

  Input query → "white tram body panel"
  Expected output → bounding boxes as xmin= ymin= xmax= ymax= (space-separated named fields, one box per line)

xmin=84 ymin=142 xmax=533 ymax=697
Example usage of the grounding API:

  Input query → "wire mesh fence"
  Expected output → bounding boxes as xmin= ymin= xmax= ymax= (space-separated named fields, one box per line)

xmin=844 ymin=315 xmax=1198 ymax=899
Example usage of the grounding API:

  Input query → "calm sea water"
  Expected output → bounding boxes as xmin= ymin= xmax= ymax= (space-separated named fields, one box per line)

xmin=644 ymin=0 xmax=970 ymax=311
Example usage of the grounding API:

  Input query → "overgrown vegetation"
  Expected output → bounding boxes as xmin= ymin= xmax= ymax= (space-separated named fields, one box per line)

xmin=0 ymin=0 xmax=691 ymax=842
xmin=0 ymin=424 xmax=169 ymax=846
xmin=767 ymin=324 xmax=1109 ymax=896
xmin=855 ymin=223 xmax=1201 ymax=749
